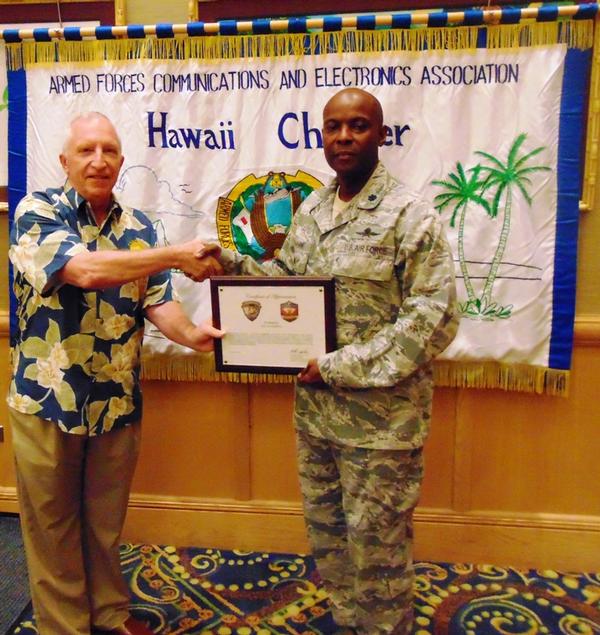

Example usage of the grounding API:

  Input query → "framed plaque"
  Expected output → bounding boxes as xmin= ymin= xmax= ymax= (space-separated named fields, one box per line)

xmin=210 ymin=276 xmax=336 ymax=374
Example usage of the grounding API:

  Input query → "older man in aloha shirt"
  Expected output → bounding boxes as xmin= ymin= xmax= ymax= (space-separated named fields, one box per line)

xmin=8 ymin=181 xmax=170 ymax=435
xmin=7 ymin=179 xmax=174 ymax=635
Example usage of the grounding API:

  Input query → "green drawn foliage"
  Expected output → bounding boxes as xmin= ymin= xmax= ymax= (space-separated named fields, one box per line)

xmin=0 ymin=86 xmax=7 ymax=112
xmin=432 ymin=162 xmax=491 ymax=305
xmin=433 ymin=134 xmax=551 ymax=321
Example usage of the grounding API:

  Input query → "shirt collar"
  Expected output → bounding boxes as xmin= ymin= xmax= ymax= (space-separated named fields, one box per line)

xmin=63 ymin=180 xmax=123 ymax=223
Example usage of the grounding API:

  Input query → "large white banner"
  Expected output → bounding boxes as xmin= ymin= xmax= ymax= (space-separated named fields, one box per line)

xmin=1 ymin=22 xmax=99 ymax=186
xmin=8 ymin=36 xmax=587 ymax=390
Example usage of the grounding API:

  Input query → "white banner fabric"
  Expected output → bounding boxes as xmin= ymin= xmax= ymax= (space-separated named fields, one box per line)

xmin=20 ymin=45 xmax=565 ymax=370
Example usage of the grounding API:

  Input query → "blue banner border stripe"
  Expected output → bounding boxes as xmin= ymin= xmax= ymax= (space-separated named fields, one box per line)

xmin=551 ymin=48 xmax=591 ymax=370
xmin=464 ymin=9 xmax=485 ymax=26
xmin=187 ymin=22 xmax=206 ymax=37
xmin=500 ymin=7 xmax=523 ymax=24
xmin=574 ymin=3 xmax=599 ymax=18
xmin=356 ymin=15 xmax=377 ymax=30
xmin=96 ymin=26 xmax=116 ymax=40
xmin=252 ymin=19 xmax=272 ymax=35
xmin=7 ymin=69 xmax=28 ymax=344
xmin=3 ymin=29 xmax=22 ymax=43
xmin=390 ymin=14 xmax=412 ymax=29
xmin=156 ymin=24 xmax=175 ymax=38
xmin=537 ymin=5 xmax=559 ymax=21
xmin=323 ymin=16 xmax=343 ymax=32
xmin=32 ymin=28 xmax=53 ymax=42
xmin=220 ymin=20 xmax=238 ymax=35
xmin=126 ymin=25 xmax=146 ymax=39
xmin=63 ymin=27 xmax=83 ymax=41
xmin=288 ymin=17 xmax=308 ymax=33
xmin=428 ymin=12 xmax=449 ymax=28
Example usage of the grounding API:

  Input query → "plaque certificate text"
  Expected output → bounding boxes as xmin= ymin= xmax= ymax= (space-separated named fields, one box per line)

xmin=210 ymin=276 xmax=336 ymax=374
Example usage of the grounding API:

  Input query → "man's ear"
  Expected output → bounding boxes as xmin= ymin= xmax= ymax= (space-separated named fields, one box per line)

xmin=59 ymin=153 xmax=68 ymax=174
xmin=378 ymin=124 xmax=387 ymax=147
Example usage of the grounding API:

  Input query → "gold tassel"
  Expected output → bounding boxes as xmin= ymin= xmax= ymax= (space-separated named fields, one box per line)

xmin=140 ymin=352 xmax=295 ymax=384
xmin=433 ymin=360 xmax=570 ymax=396
xmin=5 ymin=19 xmax=594 ymax=70
xmin=140 ymin=353 xmax=569 ymax=395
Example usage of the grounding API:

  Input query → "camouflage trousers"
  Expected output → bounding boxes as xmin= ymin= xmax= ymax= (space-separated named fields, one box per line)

xmin=296 ymin=429 xmax=424 ymax=635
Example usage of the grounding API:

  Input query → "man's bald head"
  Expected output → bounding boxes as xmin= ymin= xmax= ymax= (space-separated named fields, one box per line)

xmin=62 ymin=112 xmax=122 ymax=155
xmin=323 ymin=88 xmax=384 ymax=128
xmin=321 ymin=88 xmax=387 ymax=198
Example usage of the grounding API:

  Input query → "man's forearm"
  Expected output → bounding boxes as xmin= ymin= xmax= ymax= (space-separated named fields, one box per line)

xmin=145 ymin=300 xmax=224 ymax=352
xmin=59 ymin=241 xmax=221 ymax=289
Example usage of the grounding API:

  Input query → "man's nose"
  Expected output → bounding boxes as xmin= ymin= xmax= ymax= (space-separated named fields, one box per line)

xmin=91 ymin=147 xmax=107 ymax=165
xmin=337 ymin=124 xmax=352 ymax=142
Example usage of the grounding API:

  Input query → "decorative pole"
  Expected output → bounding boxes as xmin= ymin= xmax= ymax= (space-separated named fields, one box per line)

xmin=115 ymin=0 xmax=126 ymax=26
xmin=189 ymin=0 xmax=199 ymax=22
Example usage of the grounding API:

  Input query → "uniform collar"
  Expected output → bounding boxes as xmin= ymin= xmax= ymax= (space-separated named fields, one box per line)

xmin=309 ymin=162 xmax=392 ymax=234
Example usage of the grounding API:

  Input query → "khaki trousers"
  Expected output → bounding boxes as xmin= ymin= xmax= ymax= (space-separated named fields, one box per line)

xmin=9 ymin=408 xmax=141 ymax=635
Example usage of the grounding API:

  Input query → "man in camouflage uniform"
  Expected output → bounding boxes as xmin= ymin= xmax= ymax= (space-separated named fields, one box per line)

xmin=210 ymin=88 xmax=458 ymax=634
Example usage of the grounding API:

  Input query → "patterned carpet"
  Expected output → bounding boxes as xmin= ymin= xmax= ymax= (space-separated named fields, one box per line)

xmin=9 ymin=544 xmax=600 ymax=634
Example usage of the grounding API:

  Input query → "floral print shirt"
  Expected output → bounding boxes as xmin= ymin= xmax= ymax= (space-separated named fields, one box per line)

xmin=8 ymin=182 xmax=173 ymax=436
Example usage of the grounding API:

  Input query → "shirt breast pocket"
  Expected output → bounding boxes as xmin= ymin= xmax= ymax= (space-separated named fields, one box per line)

xmin=331 ymin=243 xmax=395 ymax=282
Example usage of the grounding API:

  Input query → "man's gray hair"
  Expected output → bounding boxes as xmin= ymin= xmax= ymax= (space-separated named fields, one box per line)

xmin=62 ymin=112 xmax=122 ymax=153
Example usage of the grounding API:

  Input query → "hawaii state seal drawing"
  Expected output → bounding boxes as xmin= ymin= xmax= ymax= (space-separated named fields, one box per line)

xmin=216 ymin=170 xmax=323 ymax=260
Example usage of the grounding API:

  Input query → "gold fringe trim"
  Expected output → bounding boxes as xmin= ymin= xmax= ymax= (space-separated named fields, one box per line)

xmin=140 ymin=352 xmax=295 ymax=384
xmin=6 ymin=21 xmax=594 ymax=70
xmin=581 ymin=15 xmax=600 ymax=210
xmin=433 ymin=360 xmax=570 ymax=396
xmin=141 ymin=353 xmax=569 ymax=396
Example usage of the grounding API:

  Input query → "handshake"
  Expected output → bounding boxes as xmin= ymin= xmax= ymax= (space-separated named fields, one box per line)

xmin=176 ymin=241 xmax=224 ymax=282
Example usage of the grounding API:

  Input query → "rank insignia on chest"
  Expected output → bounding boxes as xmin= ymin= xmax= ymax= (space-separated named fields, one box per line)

xmin=356 ymin=227 xmax=379 ymax=238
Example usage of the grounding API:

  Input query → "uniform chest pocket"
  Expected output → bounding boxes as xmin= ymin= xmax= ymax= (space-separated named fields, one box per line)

xmin=331 ymin=241 xmax=395 ymax=281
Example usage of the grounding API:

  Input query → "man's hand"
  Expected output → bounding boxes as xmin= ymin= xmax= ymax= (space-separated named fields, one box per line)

xmin=145 ymin=303 xmax=225 ymax=352
xmin=187 ymin=319 xmax=225 ymax=352
xmin=297 ymin=358 xmax=326 ymax=386
xmin=197 ymin=243 xmax=222 ymax=259
xmin=186 ymin=255 xmax=224 ymax=282
xmin=177 ymin=240 xmax=224 ymax=281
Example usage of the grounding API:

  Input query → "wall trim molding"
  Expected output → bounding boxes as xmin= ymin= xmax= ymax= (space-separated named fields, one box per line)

xmin=0 ymin=309 xmax=8 ymax=335
xmin=126 ymin=494 xmax=600 ymax=533
xmin=5 ymin=487 xmax=599 ymax=532
xmin=2 ymin=488 xmax=598 ymax=569
xmin=572 ymin=314 xmax=600 ymax=345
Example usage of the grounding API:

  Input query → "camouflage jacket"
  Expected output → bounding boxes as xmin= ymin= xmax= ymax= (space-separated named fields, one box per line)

xmin=219 ymin=162 xmax=458 ymax=449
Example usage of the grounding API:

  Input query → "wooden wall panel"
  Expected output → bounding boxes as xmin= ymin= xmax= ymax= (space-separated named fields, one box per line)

xmin=463 ymin=347 xmax=600 ymax=515
xmin=132 ymin=379 xmax=252 ymax=499
xmin=249 ymin=382 xmax=300 ymax=501
xmin=420 ymin=387 xmax=457 ymax=509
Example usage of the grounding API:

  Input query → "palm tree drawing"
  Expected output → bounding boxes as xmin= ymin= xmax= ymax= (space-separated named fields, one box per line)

xmin=476 ymin=133 xmax=551 ymax=309
xmin=432 ymin=162 xmax=491 ymax=315
xmin=433 ymin=134 xmax=551 ymax=320
xmin=0 ymin=86 xmax=7 ymax=112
